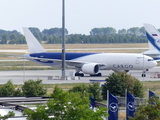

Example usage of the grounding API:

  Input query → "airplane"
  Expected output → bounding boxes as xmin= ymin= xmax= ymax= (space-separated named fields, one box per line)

xmin=22 ymin=27 xmax=157 ymax=77
xmin=143 ymin=23 xmax=160 ymax=61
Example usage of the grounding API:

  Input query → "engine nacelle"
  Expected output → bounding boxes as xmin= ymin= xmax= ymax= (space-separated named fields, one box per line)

xmin=81 ymin=63 xmax=99 ymax=74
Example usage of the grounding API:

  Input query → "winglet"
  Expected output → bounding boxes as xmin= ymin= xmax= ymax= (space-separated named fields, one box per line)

xmin=23 ymin=27 xmax=46 ymax=53
xmin=143 ymin=23 xmax=160 ymax=55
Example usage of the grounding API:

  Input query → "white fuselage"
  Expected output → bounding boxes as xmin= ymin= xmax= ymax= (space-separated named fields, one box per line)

xmin=71 ymin=53 xmax=156 ymax=72
xmin=25 ymin=53 xmax=157 ymax=73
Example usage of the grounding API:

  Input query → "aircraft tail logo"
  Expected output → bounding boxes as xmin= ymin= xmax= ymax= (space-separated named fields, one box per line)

xmin=144 ymin=23 xmax=160 ymax=53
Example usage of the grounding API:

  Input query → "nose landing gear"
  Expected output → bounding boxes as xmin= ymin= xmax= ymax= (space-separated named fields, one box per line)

xmin=142 ymin=70 xmax=146 ymax=77
xmin=142 ymin=73 xmax=146 ymax=77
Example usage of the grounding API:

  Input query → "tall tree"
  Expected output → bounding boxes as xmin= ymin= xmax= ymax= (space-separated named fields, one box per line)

xmin=127 ymin=27 xmax=141 ymax=36
xmin=29 ymin=27 xmax=44 ymax=42
xmin=102 ymin=72 xmax=144 ymax=99
xmin=90 ymin=27 xmax=116 ymax=36
xmin=118 ymin=29 xmax=127 ymax=34
xmin=42 ymin=28 xmax=68 ymax=36
xmin=139 ymin=27 xmax=145 ymax=36
xmin=1 ymin=33 xmax=8 ymax=44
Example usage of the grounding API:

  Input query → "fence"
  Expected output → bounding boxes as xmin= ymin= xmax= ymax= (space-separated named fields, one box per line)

xmin=95 ymin=96 xmax=146 ymax=108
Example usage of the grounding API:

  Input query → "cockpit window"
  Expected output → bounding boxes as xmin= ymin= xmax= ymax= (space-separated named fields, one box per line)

xmin=148 ymin=59 xmax=154 ymax=61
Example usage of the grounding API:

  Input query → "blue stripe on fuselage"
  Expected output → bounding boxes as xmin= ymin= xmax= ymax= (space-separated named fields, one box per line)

xmin=30 ymin=52 xmax=97 ymax=60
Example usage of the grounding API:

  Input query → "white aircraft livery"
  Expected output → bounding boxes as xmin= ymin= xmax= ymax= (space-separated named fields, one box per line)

xmin=143 ymin=23 xmax=160 ymax=61
xmin=22 ymin=27 xmax=157 ymax=77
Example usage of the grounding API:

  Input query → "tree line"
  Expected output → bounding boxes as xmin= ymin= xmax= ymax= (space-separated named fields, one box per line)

xmin=0 ymin=26 xmax=159 ymax=44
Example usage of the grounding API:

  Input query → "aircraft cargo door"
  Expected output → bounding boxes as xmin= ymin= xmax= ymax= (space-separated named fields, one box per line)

xmin=136 ymin=57 xmax=143 ymax=68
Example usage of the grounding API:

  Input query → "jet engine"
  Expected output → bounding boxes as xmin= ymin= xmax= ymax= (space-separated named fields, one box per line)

xmin=81 ymin=63 xmax=99 ymax=74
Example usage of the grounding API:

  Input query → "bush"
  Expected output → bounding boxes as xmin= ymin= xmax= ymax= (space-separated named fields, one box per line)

xmin=0 ymin=80 xmax=15 ymax=97
xmin=69 ymin=84 xmax=89 ymax=94
xmin=88 ymin=83 xmax=102 ymax=101
xmin=69 ymin=83 xmax=102 ymax=101
xmin=130 ymin=97 xmax=160 ymax=120
xmin=22 ymin=79 xmax=46 ymax=97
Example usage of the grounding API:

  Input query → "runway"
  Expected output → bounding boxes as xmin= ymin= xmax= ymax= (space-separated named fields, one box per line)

xmin=0 ymin=67 xmax=160 ymax=84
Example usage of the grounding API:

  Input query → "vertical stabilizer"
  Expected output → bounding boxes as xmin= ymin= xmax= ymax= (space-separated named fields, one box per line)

xmin=143 ymin=23 xmax=160 ymax=55
xmin=23 ymin=27 xmax=46 ymax=53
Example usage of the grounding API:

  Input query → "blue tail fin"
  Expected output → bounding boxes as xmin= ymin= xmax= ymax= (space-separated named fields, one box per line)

xmin=143 ymin=23 xmax=160 ymax=55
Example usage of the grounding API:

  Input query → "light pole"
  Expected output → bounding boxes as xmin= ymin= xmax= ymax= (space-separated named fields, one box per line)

xmin=62 ymin=0 xmax=66 ymax=80
xmin=23 ymin=54 xmax=25 ymax=83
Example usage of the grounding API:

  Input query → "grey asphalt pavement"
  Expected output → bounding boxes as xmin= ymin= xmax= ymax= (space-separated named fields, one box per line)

xmin=0 ymin=67 xmax=160 ymax=84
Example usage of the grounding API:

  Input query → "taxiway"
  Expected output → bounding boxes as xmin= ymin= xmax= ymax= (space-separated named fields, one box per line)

xmin=0 ymin=67 xmax=159 ymax=84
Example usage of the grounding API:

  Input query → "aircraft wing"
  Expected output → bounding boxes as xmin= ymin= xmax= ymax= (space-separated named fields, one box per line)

xmin=22 ymin=56 xmax=105 ymax=67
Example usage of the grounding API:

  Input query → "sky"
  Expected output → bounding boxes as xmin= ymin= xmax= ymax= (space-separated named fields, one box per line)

xmin=1 ymin=0 xmax=160 ymax=35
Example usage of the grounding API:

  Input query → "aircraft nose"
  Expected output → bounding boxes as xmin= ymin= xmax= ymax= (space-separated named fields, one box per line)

xmin=151 ymin=61 xmax=157 ymax=67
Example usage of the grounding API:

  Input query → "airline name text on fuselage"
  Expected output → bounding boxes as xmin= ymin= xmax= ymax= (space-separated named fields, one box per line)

xmin=113 ymin=64 xmax=133 ymax=68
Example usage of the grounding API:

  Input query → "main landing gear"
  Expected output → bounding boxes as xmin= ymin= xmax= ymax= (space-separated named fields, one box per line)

xmin=90 ymin=73 xmax=102 ymax=77
xmin=75 ymin=72 xmax=84 ymax=77
xmin=75 ymin=72 xmax=102 ymax=77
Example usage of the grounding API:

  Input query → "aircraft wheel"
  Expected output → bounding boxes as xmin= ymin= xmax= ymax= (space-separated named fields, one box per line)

xmin=97 ymin=73 xmax=102 ymax=76
xmin=80 ymin=73 xmax=84 ymax=77
xmin=90 ymin=73 xmax=102 ymax=76
xmin=125 ymin=70 xmax=129 ymax=73
xmin=75 ymin=73 xmax=84 ymax=77
xmin=142 ymin=74 xmax=146 ymax=77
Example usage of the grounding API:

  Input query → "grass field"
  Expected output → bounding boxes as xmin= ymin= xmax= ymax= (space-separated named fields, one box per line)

xmin=0 ymin=43 xmax=149 ymax=53
xmin=42 ymin=83 xmax=90 ymax=95
xmin=0 ymin=43 xmax=149 ymax=49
